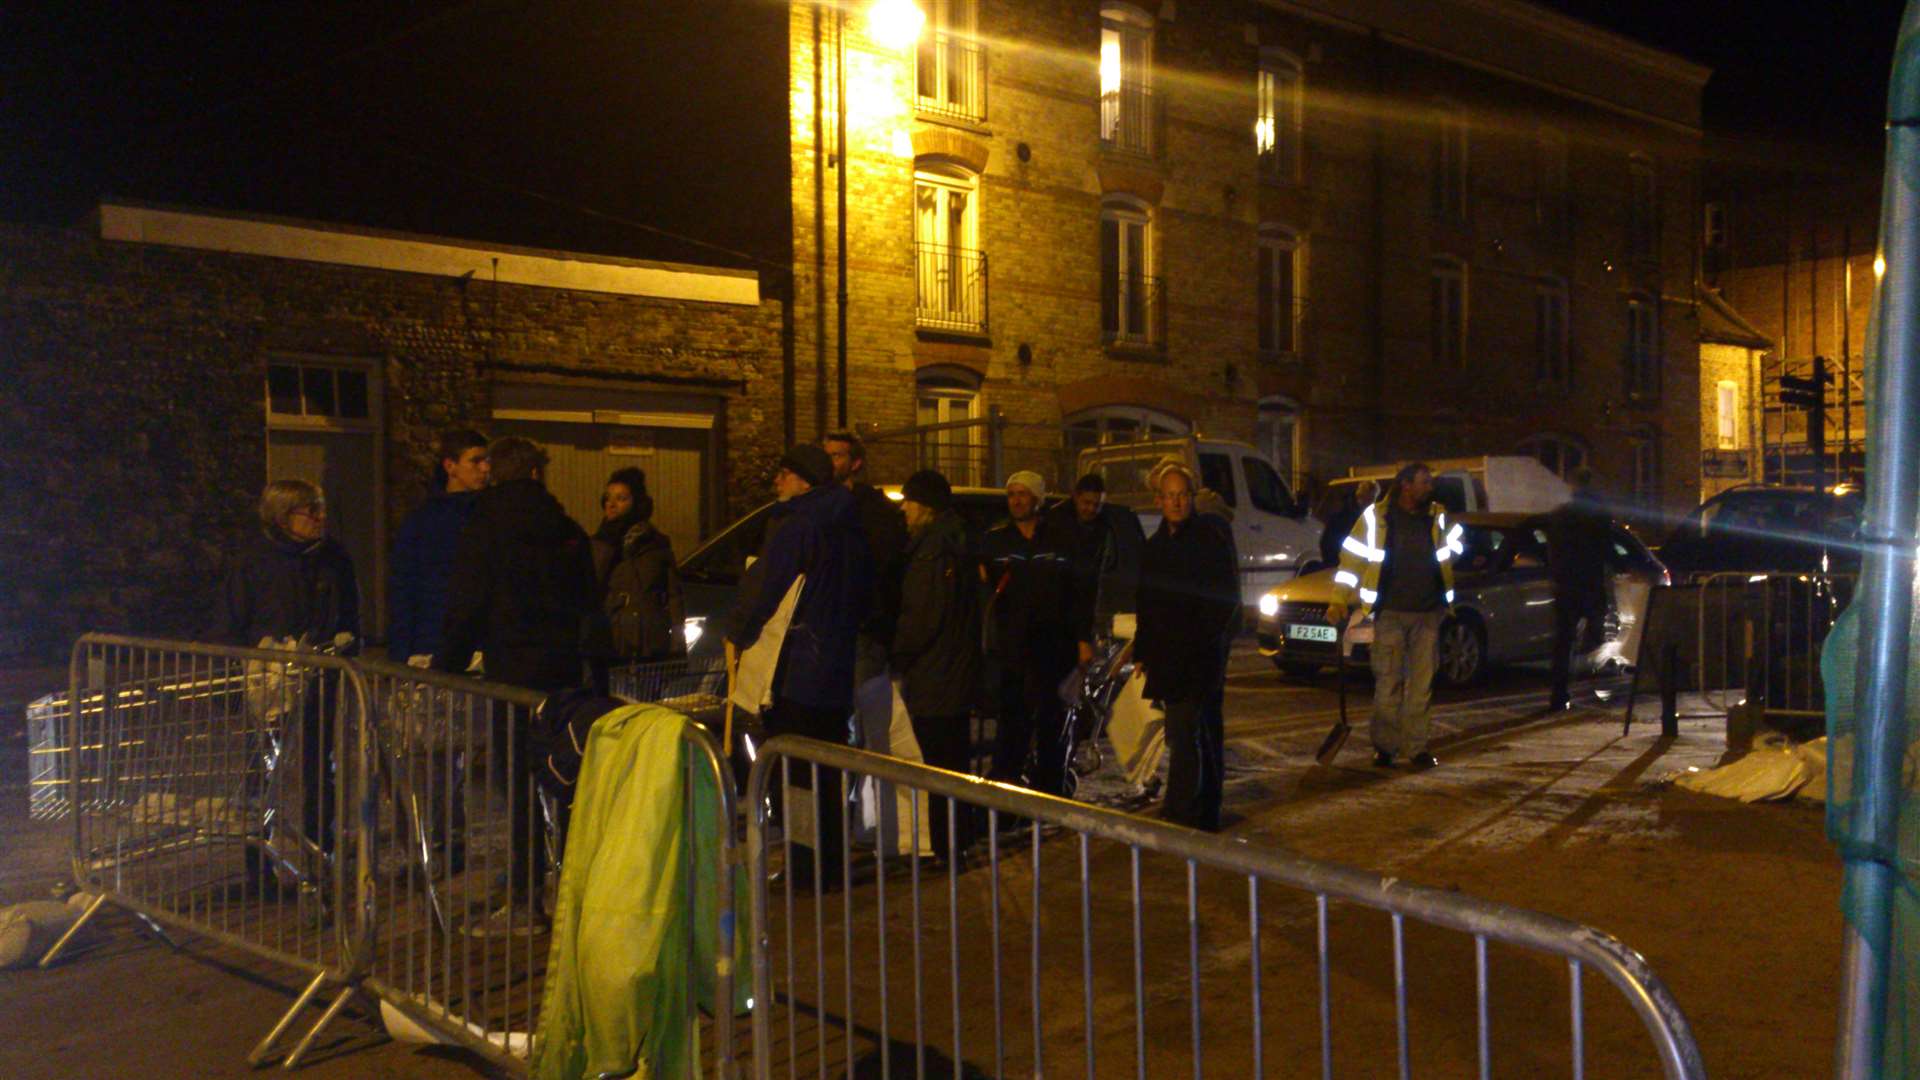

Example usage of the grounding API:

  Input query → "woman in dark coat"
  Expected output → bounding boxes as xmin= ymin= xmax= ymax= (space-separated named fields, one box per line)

xmin=602 ymin=491 xmax=686 ymax=661
xmin=590 ymin=467 xmax=650 ymax=585
xmin=212 ymin=479 xmax=360 ymax=861
xmin=890 ymin=470 xmax=982 ymax=860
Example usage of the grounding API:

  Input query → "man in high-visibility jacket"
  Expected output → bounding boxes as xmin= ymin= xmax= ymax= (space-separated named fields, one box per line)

xmin=1325 ymin=463 xmax=1462 ymax=768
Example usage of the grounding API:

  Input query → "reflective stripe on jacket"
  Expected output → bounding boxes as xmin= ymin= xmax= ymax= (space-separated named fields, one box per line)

xmin=1330 ymin=498 xmax=1461 ymax=615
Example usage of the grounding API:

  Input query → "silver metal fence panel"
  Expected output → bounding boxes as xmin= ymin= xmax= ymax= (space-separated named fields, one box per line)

xmin=38 ymin=633 xmax=372 ymax=1070
xmin=1695 ymin=571 xmax=1854 ymax=719
xmin=26 ymin=691 xmax=70 ymax=820
xmin=353 ymin=658 xmax=741 ymax=1079
xmin=610 ymin=654 xmax=729 ymax=710
xmin=745 ymin=735 xmax=1707 ymax=1080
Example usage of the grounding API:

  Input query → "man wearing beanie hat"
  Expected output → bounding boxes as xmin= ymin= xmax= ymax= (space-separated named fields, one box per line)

xmin=890 ymin=468 xmax=980 ymax=860
xmin=727 ymin=443 xmax=873 ymax=884
xmin=980 ymin=469 xmax=1096 ymax=795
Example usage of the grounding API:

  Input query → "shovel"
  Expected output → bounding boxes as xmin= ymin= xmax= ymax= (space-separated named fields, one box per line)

xmin=1313 ymin=622 xmax=1352 ymax=765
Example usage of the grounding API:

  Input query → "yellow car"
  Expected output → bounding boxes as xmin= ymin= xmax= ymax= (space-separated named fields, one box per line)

xmin=1255 ymin=512 xmax=1667 ymax=686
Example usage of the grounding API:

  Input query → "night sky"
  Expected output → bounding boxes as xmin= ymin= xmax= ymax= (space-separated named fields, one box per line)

xmin=1 ymin=1 xmax=1909 ymax=262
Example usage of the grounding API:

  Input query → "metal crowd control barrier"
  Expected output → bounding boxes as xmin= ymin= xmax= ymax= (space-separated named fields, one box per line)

xmin=352 ymin=656 xmax=742 ymax=1078
xmin=1626 ymin=572 xmax=1855 ymax=734
xmin=38 ymin=633 xmax=372 ymax=1069
xmin=746 ymin=736 xmax=1706 ymax=1080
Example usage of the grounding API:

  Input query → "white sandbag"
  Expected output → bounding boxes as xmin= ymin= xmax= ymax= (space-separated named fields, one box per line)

xmin=729 ymin=576 xmax=805 ymax=712
xmin=1105 ymin=670 xmax=1166 ymax=791
xmin=1675 ymin=736 xmax=1829 ymax=803
xmin=0 ymin=900 xmax=84 ymax=969
xmin=856 ymin=681 xmax=934 ymax=858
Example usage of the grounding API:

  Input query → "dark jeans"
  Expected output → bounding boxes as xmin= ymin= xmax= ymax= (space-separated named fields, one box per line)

xmin=487 ymin=654 xmax=582 ymax=907
xmin=908 ymin=712 xmax=975 ymax=860
xmin=765 ymin=698 xmax=851 ymax=882
xmin=990 ymin=668 xmax=1068 ymax=796
xmin=1160 ymin=689 xmax=1224 ymax=832
xmin=1550 ymin=589 xmax=1607 ymax=707
xmin=298 ymin=678 xmax=338 ymax=856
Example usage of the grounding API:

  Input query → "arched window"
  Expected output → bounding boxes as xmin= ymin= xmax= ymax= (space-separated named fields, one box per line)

xmin=1431 ymin=100 xmax=1469 ymax=221
xmin=915 ymin=0 xmax=983 ymax=122
xmin=1256 ymin=395 xmax=1303 ymax=494
xmin=1626 ymin=292 xmax=1660 ymax=397
xmin=917 ymin=368 xmax=983 ymax=485
xmin=1630 ymin=425 xmax=1661 ymax=510
xmin=1258 ymin=226 xmax=1302 ymax=359
xmin=1534 ymin=276 xmax=1568 ymax=386
xmin=1100 ymin=4 xmax=1156 ymax=154
xmin=1101 ymin=196 xmax=1158 ymax=348
xmin=1256 ymin=49 xmax=1303 ymax=182
xmin=1515 ymin=432 xmax=1589 ymax=481
xmin=914 ymin=162 xmax=985 ymax=334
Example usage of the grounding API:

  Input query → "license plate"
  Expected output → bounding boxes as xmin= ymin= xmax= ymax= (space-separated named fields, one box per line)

xmin=1287 ymin=623 xmax=1337 ymax=643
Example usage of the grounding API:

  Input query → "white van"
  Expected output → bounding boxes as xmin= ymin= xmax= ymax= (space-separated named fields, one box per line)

xmin=1325 ymin=455 xmax=1571 ymax=516
xmin=1076 ymin=436 xmax=1319 ymax=606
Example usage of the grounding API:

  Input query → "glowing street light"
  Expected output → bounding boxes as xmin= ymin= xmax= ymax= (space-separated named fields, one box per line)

xmin=867 ymin=0 xmax=924 ymax=50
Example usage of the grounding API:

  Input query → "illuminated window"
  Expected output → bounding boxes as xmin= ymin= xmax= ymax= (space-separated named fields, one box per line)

xmin=1535 ymin=276 xmax=1569 ymax=386
xmin=1257 ymin=226 xmax=1301 ymax=359
xmin=1101 ymin=198 xmax=1158 ymax=348
xmin=1100 ymin=6 xmax=1154 ymax=155
xmin=1431 ymin=257 xmax=1467 ymax=368
xmin=914 ymin=164 xmax=986 ymax=334
xmin=915 ymin=0 xmax=984 ymax=122
xmin=916 ymin=371 xmax=981 ymax=486
xmin=1627 ymin=293 xmax=1660 ymax=397
xmin=1628 ymin=154 xmax=1659 ymax=262
xmin=1717 ymin=381 xmax=1739 ymax=449
xmin=1432 ymin=103 xmax=1468 ymax=221
xmin=1256 ymin=50 xmax=1302 ymax=182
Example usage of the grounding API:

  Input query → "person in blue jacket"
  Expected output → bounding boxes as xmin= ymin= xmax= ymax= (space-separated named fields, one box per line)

xmin=727 ymin=444 xmax=872 ymax=886
xmin=387 ymin=429 xmax=489 ymax=662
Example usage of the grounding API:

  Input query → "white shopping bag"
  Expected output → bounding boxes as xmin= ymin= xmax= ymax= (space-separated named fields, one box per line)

xmin=729 ymin=575 xmax=805 ymax=712
xmin=1105 ymin=669 xmax=1167 ymax=791
xmin=855 ymin=681 xmax=935 ymax=858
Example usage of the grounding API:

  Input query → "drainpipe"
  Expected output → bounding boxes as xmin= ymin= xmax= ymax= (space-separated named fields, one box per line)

xmin=1837 ymin=4 xmax=1920 ymax=1076
xmin=1367 ymin=29 xmax=1386 ymax=462
xmin=836 ymin=2 xmax=850 ymax=431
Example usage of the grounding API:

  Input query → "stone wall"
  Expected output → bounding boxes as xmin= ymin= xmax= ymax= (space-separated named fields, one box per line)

xmin=0 ymin=222 xmax=782 ymax=659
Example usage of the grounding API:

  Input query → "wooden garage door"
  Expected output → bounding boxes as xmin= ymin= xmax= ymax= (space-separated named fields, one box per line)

xmin=491 ymin=419 xmax=709 ymax=558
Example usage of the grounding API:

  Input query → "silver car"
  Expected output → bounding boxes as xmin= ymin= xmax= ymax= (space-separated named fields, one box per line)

xmin=1255 ymin=512 xmax=1669 ymax=686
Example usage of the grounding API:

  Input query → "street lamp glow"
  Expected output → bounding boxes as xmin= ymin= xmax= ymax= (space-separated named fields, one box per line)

xmin=867 ymin=0 xmax=924 ymax=49
xmin=1876 ymin=253 xmax=1888 ymax=279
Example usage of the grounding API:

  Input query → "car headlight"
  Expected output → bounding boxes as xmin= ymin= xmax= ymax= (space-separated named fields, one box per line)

xmin=682 ymin=617 xmax=706 ymax=648
xmin=1258 ymin=594 xmax=1280 ymax=618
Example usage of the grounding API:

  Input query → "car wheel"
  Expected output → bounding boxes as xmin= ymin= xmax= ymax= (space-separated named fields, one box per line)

xmin=1436 ymin=614 xmax=1488 ymax=687
xmin=1275 ymin=659 xmax=1321 ymax=680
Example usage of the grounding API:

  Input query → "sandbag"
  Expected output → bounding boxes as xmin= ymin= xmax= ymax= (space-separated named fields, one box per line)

xmin=0 ymin=895 xmax=95 ymax=969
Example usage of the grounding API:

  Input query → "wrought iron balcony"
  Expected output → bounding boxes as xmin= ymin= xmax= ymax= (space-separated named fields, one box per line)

xmin=915 ymin=34 xmax=986 ymax=124
xmin=1099 ymin=80 xmax=1159 ymax=157
xmin=1102 ymin=273 xmax=1165 ymax=352
xmin=915 ymin=242 xmax=989 ymax=336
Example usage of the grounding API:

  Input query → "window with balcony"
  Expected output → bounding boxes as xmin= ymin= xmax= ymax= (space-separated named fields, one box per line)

xmin=1534 ymin=126 xmax=1568 ymax=235
xmin=915 ymin=0 xmax=984 ymax=123
xmin=1100 ymin=6 xmax=1155 ymax=156
xmin=1628 ymin=154 xmax=1659 ymax=262
xmin=1101 ymin=198 xmax=1160 ymax=350
xmin=1431 ymin=103 xmax=1468 ymax=221
xmin=1431 ymin=257 xmax=1467 ymax=368
xmin=1257 ymin=226 xmax=1302 ymax=360
xmin=914 ymin=165 xmax=987 ymax=335
xmin=1534 ymin=276 xmax=1568 ymax=386
xmin=1256 ymin=50 xmax=1302 ymax=183
xmin=1627 ymin=293 xmax=1660 ymax=397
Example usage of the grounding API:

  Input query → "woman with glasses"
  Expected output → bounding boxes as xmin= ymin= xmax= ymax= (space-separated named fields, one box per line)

xmin=214 ymin=478 xmax=360 ymax=876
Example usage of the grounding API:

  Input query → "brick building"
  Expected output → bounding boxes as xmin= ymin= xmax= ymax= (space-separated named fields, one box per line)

xmin=0 ymin=204 xmax=782 ymax=656
xmin=1702 ymin=159 xmax=1876 ymax=489
xmin=786 ymin=0 xmax=1710 ymax=516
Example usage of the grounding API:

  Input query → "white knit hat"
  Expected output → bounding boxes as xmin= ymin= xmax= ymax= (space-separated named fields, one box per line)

xmin=1005 ymin=470 xmax=1047 ymax=500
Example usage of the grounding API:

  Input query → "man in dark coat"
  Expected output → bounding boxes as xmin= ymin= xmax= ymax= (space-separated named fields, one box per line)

xmin=433 ymin=436 xmax=596 ymax=926
xmin=891 ymin=469 xmax=982 ymax=860
xmin=980 ymin=470 xmax=1093 ymax=795
xmin=388 ymin=429 xmax=488 ymax=662
xmin=728 ymin=444 xmax=873 ymax=884
xmin=1546 ymin=468 xmax=1613 ymax=711
xmin=1134 ymin=464 xmax=1241 ymax=831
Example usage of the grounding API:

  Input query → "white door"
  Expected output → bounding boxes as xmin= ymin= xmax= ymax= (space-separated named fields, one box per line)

xmin=492 ymin=419 xmax=710 ymax=555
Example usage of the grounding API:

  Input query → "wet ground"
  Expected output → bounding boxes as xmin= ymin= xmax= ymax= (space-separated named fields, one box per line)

xmin=0 ymin=650 xmax=1840 ymax=1078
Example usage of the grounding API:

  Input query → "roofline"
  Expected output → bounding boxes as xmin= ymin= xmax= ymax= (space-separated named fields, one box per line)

xmin=1457 ymin=0 xmax=1712 ymax=86
xmin=1697 ymin=285 xmax=1775 ymax=349
xmin=94 ymin=199 xmax=762 ymax=306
